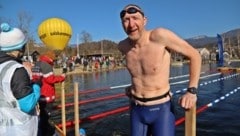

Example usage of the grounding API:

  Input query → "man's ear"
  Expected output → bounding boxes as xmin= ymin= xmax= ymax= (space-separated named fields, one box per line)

xmin=143 ymin=17 xmax=147 ymax=26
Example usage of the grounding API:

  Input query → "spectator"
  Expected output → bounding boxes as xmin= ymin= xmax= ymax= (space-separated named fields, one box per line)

xmin=0 ymin=23 xmax=40 ymax=136
xmin=34 ymin=52 xmax=66 ymax=136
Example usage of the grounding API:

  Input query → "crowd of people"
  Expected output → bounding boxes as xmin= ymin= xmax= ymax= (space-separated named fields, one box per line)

xmin=55 ymin=55 xmax=124 ymax=73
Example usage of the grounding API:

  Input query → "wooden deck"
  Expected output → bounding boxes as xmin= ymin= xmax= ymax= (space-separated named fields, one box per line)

xmin=217 ymin=67 xmax=240 ymax=73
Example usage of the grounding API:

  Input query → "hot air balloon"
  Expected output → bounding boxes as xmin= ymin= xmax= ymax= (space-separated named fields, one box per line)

xmin=38 ymin=17 xmax=72 ymax=50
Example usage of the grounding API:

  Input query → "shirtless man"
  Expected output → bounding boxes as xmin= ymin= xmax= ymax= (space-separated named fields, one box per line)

xmin=118 ymin=4 xmax=202 ymax=136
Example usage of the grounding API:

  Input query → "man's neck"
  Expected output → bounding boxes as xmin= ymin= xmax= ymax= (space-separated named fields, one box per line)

xmin=129 ymin=30 xmax=148 ymax=48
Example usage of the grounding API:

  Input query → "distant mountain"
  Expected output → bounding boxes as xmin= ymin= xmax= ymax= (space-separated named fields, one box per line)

xmin=186 ymin=35 xmax=217 ymax=48
xmin=68 ymin=28 xmax=240 ymax=49
xmin=222 ymin=28 xmax=240 ymax=37
xmin=186 ymin=28 xmax=240 ymax=48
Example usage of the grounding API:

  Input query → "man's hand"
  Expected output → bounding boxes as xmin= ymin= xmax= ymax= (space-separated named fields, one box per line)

xmin=23 ymin=61 xmax=33 ymax=71
xmin=178 ymin=92 xmax=197 ymax=109
xmin=23 ymin=61 xmax=33 ymax=77
xmin=61 ymin=73 xmax=66 ymax=78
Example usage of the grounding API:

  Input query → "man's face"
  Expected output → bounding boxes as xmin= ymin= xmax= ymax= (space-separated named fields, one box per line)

xmin=120 ymin=6 xmax=146 ymax=41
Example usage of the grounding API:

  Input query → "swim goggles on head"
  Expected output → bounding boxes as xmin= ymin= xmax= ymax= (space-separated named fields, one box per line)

xmin=120 ymin=7 xmax=144 ymax=18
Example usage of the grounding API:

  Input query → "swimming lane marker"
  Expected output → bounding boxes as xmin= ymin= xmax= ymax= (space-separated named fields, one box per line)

xmin=175 ymin=86 xmax=240 ymax=126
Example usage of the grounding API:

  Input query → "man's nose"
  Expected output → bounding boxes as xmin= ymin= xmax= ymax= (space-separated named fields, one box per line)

xmin=128 ymin=19 xmax=135 ymax=27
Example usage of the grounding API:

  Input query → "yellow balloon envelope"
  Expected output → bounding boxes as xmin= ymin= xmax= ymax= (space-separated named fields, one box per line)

xmin=38 ymin=18 xmax=72 ymax=50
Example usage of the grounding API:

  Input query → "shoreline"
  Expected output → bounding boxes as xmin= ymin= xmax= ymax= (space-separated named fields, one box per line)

xmin=53 ymin=65 xmax=126 ymax=75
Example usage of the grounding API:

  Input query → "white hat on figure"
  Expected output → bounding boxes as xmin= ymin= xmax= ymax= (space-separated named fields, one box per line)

xmin=0 ymin=23 xmax=27 ymax=51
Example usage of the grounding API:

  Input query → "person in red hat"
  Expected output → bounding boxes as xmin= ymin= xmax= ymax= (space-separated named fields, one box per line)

xmin=33 ymin=52 xmax=65 ymax=136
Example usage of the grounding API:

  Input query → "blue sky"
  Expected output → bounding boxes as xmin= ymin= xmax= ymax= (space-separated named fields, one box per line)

xmin=1 ymin=0 xmax=240 ymax=44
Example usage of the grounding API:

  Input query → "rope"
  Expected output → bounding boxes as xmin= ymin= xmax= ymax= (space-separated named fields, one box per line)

xmin=170 ymin=72 xmax=221 ymax=85
xmin=57 ymin=106 xmax=129 ymax=128
xmin=56 ymin=93 xmax=125 ymax=108
xmin=55 ymin=73 xmax=239 ymax=108
xmin=56 ymin=86 xmax=240 ymax=128
xmin=173 ymin=73 xmax=239 ymax=94
xmin=56 ymin=72 xmax=222 ymax=99
xmin=175 ymin=86 xmax=240 ymax=126
xmin=169 ymin=72 xmax=205 ymax=79
xmin=54 ymin=73 xmax=240 ymax=128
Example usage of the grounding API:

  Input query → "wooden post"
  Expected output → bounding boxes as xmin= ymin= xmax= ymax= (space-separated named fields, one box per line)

xmin=53 ymin=124 xmax=65 ymax=136
xmin=185 ymin=104 xmax=196 ymax=136
xmin=74 ymin=82 xmax=80 ymax=136
xmin=61 ymin=82 xmax=66 ymax=135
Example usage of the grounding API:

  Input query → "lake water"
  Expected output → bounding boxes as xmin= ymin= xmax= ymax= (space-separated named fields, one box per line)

xmin=51 ymin=62 xmax=240 ymax=136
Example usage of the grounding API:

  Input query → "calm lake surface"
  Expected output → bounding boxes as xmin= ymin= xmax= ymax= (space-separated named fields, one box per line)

xmin=52 ymin=62 xmax=240 ymax=136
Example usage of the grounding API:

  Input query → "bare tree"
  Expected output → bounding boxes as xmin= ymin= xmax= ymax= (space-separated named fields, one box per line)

xmin=16 ymin=11 xmax=36 ymax=58
xmin=80 ymin=30 xmax=92 ymax=43
xmin=17 ymin=11 xmax=33 ymax=40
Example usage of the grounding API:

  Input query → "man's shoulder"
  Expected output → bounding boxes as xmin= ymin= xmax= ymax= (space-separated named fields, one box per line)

xmin=150 ymin=27 xmax=168 ymax=36
xmin=149 ymin=27 xmax=170 ymax=42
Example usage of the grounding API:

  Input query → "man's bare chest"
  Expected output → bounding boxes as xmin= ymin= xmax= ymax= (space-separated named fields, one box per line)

xmin=126 ymin=51 xmax=164 ymax=75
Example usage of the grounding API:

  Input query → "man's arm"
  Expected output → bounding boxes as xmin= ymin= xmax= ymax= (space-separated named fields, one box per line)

xmin=153 ymin=28 xmax=202 ymax=109
xmin=12 ymin=68 xmax=40 ymax=113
